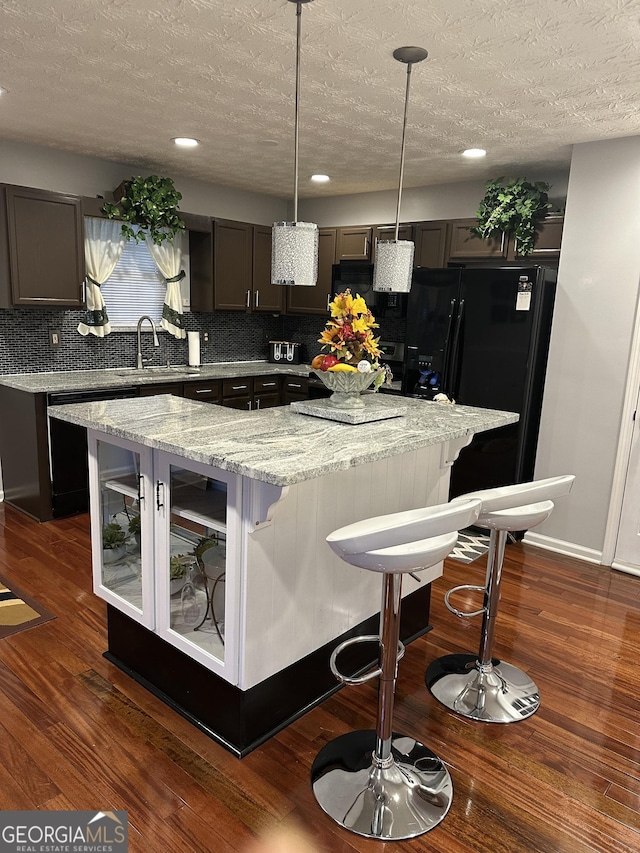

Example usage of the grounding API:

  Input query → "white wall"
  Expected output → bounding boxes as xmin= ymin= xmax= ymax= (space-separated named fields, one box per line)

xmin=0 ymin=139 xmax=288 ymax=225
xmin=299 ymin=170 xmax=569 ymax=227
xmin=532 ymin=136 xmax=640 ymax=555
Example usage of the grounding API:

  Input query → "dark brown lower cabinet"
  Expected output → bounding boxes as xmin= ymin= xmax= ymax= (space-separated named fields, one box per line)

xmin=183 ymin=380 xmax=222 ymax=404
xmin=281 ymin=376 xmax=309 ymax=404
xmin=138 ymin=383 xmax=184 ymax=397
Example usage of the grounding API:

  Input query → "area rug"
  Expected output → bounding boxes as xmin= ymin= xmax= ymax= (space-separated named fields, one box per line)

xmin=448 ymin=528 xmax=491 ymax=564
xmin=0 ymin=574 xmax=56 ymax=639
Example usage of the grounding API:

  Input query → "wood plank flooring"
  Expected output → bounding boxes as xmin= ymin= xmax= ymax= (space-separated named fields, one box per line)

xmin=1 ymin=501 xmax=639 ymax=852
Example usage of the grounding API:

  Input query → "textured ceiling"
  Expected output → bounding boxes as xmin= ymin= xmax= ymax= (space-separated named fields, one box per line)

xmin=0 ymin=0 xmax=639 ymax=198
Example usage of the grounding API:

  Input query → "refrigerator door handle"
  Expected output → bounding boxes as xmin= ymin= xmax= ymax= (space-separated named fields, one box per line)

xmin=441 ymin=298 xmax=457 ymax=391
xmin=448 ymin=298 xmax=465 ymax=396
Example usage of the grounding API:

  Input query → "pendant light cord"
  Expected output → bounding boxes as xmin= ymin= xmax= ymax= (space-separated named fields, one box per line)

xmin=394 ymin=62 xmax=413 ymax=241
xmin=293 ymin=1 xmax=302 ymax=223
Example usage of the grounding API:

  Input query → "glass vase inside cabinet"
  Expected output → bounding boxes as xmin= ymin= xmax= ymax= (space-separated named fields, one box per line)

xmin=154 ymin=452 xmax=241 ymax=682
xmin=87 ymin=432 xmax=154 ymax=628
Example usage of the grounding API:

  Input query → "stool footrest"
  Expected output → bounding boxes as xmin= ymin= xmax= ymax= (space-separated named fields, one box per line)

xmin=330 ymin=634 xmax=405 ymax=685
xmin=444 ymin=584 xmax=485 ymax=618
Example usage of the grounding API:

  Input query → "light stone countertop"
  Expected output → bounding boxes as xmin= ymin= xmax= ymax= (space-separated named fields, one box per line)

xmin=0 ymin=361 xmax=310 ymax=394
xmin=49 ymin=394 xmax=519 ymax=487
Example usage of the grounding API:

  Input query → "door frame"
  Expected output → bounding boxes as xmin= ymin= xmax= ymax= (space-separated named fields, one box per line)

xmin=603 ymin=284 xmax=640 ymax=572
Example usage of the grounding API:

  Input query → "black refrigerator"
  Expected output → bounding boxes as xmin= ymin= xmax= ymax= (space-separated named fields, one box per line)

xmin=401 ymin=266 xmax=557 ymax=498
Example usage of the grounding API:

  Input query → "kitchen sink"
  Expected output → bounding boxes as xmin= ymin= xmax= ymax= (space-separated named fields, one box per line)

xmin=115 ymin=366 xmax=203 ymax=378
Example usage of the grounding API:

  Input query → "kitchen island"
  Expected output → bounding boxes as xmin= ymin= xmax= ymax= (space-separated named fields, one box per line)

xmin=50 ymin=394 xmax=518 ymax=756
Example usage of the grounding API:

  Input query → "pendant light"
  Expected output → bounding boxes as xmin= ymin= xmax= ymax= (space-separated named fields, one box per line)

xmin=272 ymin=0 xmax=319 ymax=288
xmin=373 ymin=46 xmax=428 ymax=293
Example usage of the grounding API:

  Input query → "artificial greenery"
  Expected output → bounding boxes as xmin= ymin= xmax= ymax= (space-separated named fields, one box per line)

xmin=471 ymin=177 xmax=551 ymax=256
xmin=127 ymin=514 xmax=141 ymax=536
xmin=102 ymin=523 xmax=128 ymax=550
xmin=101 ymin=175 xmax=186 ymax=245
xmin=170 ymin=554 xmax=193 ymax=579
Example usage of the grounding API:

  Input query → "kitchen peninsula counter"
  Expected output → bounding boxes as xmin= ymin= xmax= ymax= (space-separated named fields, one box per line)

xmin=50 ymin=395 xmax=517 ymax=756
xmin=0 ymin=360 xmax=309 ymax=394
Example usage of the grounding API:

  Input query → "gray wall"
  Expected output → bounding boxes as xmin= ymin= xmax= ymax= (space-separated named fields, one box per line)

xmin=299 ymin=170 xmax=569 ymax=227
xmin=0 ymin=139 xmax=288 ymax=225
xmin=533 ymin=135 xmax=640 ymax=555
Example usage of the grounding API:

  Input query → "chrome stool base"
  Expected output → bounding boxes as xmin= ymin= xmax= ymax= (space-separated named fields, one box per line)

xmin=311 ymin=730 xmax=453 ymax=840
xmin=425 ymin=653 xmax=540 ymax=723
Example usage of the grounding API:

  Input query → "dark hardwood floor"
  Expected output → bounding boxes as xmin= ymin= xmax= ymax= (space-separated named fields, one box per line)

xmin=1 ymin=501 xmax=639 ymax=852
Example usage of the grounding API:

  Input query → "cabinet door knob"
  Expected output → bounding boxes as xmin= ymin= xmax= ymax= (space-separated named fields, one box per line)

xmin=246 ymin=289 xmax=251 ymax=308
xmin=138 ymin=474 xmax=145 ymax=503
xmin=156 ymin=480 xmax=164 ymax=511
xmin=254 ymin=290 xmax=259 ymax=308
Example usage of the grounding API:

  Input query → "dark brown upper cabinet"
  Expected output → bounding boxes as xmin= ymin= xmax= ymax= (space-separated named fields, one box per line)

xmin=213 ymin=219 xmax=253 ymax=311
xmin=252 ymin=225 xmax=285 ymax=313
xmin=413 ymin=221 xmax=450 ymax=268
xmin=371 ymin=224 xmax=415 ymax=264
xmin=511 ymin=213 xmax=564 ymax=260
xmin=196 ymin=219 xmax=284 ymax=314
xmin=185 ymin=214 xmax=215 ymax=313
xmin=0 ymin=185 xmax=85 ymax=308
xmin=448 ymin=218 xmax=509 ymax=261
xmin=286 ymin=227 xmax=337 ymax=316
xmin=336 ymin=225 xmax=373 ymax=261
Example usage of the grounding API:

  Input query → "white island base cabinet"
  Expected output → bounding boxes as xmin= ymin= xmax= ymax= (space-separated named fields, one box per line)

xmin=89 ymin=431 xmax=456 ymax=755
xmin=88 ymin=432 xmax=241 ymax=683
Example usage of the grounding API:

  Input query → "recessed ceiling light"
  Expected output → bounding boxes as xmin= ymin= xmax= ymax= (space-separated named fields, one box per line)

xmin=462 ymin=148 xmax=487 ymax=158
xmin=172 ymin=137 xmax=199 ymax=148
xmin=311 ymin=174 xmax=330 ymax=183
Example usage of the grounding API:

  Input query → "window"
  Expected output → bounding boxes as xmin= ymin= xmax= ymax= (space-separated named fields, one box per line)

xmin=101 ymin=240 xmax=166 ymax=328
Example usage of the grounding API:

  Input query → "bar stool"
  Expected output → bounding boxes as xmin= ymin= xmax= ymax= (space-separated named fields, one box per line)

xmin=425 ymin=474 xmax=575 ymax=724
xmin=311 ymin=497 xmax=482 ymax=841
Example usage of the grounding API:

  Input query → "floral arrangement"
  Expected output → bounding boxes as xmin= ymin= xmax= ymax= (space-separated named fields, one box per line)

xmin=311 ymin=290 xmax=391 ymax=390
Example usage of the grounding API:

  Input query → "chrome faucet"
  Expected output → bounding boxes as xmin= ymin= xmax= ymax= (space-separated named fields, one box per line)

xmin=136 ymin=316 xmax=159 ymax=368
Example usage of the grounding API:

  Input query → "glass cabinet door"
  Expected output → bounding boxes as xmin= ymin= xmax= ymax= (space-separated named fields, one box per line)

xmin=88 ymin=432 xmax=154 ymax=627
xmin=154 ymin=452 xmax=241 ymax=681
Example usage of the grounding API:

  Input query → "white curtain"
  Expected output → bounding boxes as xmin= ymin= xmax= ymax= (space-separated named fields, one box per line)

xmin=77 ymin=218 xmax=126 ymax=337
xmin=145 ymin=233 xmax=186 ymax=339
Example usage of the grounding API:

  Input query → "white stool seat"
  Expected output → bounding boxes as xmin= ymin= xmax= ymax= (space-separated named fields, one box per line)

xmin=427 ymin=474 xmax=575 ymax=724
xmin=330 ymin=531 xmax=459 ymax=574
xmin=327 ymin=498 xmax=482 ymax=566
xmin=476 ymin=499 xmax=554 ymax=532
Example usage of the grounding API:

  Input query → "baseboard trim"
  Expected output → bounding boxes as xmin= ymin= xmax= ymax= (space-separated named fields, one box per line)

xmin=611 ymin=561 xmax=640 ymax=577
xmin=523 ymin=531 xmax=603 ymax=565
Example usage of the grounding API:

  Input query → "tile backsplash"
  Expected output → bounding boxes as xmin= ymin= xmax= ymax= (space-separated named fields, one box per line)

xmin=0 ymin=308 xmax=406 ymax=376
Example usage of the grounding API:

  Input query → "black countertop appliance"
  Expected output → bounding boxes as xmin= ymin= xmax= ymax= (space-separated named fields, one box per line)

xmin=402 ymin=266 xmax=557 ymax=498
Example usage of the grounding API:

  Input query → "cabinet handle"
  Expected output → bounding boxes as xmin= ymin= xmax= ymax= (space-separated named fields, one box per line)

xmin=247 ymin=401 xmax=252 ymax=410
xmin=156 ymin=480 xmax=164 ymax=511
xmin=80 ymin=280 xmax=86 ymax=303
xmin=262 ymin=382 xmax=276 ymax=387
xmin=195 ymin=388 xmax=213 ymax=394
xmin=255 ymin=399 xmax=260 ymax=410
xmin=326 ymin=293 xmax=331 ymax=311
xmin=254 ymin=290 xmax=259 ymax=308
xmin=288 ymin=383 xmax=302 ymax=389
xmin=364 ymin=237 xmax=369 ymax=256
xmin=246 ymin=289 xmax=251 ymax=308
xmin=232 ymin=384 xmax=248 ymax=391
xmin=138 ymin=474 xmax=145 ymax=504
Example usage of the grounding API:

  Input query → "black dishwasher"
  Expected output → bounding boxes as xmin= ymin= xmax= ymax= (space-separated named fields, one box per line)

xmin=47 ymin=387 xmax=138 ymax=517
